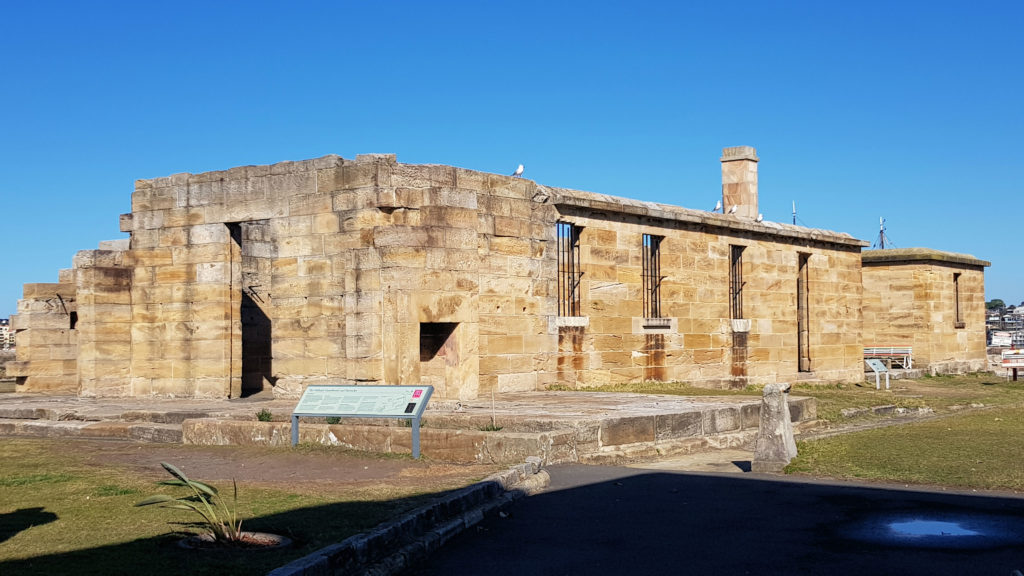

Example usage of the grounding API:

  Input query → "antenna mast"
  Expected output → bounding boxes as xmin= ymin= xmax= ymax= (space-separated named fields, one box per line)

xmin=872 ymin=217 xmax=893 ymax=249
xmin=792 ymin=201 xmax=796 ymax=225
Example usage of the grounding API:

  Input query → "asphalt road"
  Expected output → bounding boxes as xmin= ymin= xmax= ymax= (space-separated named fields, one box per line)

xmin=409 ymin=464 xmax=1024 ymax=576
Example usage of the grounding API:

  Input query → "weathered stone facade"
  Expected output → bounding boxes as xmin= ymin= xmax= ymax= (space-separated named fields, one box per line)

xmin=549 ymin=192 xmax=866 ymax=389
xmin=7 ymin=148 xmax=985 ymax=400
xmin=862 ymin=248 xmax=989 ymax=373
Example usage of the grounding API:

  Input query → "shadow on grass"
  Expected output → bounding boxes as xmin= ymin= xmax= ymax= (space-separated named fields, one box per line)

xmin=0 ymin=507 xmax=58 ymax=544
xmin=0 ymin=489 xmax=460 ymax=576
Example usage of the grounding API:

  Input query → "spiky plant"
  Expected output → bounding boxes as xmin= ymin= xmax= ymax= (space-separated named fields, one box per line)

xmin=135 ymin=462 xmax=243 ymax=543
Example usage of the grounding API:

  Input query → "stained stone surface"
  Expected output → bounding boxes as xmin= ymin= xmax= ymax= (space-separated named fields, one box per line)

xmin=751 ymin=382 xmax=798 ymax=473
xmin=7 ymin=148 xmax=983 ymax=402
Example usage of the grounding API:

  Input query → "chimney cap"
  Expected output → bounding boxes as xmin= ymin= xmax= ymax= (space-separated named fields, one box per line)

xmin=721 ymin=146 xmax=759 ymax=163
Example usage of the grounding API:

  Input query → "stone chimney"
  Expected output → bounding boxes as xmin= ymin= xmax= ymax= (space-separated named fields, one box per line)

xmin=721 ymin=146 xmax=759 ymax=220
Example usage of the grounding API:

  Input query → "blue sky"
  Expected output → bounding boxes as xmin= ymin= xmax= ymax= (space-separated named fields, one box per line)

xmin=2 ymin=1 xmax=1021 ymax=318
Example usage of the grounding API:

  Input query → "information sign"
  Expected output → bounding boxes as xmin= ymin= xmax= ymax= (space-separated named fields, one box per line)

xmin=865 ymin=359 xmax=890 ymax=390
xmin=291 ymin=385 xmax=433 ymax=457
xmin=865 ymin=359 xmax=888 ymax=373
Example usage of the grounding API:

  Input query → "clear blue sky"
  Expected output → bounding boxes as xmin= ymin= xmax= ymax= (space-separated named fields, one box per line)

xmin=2 ymin=1 xmax=1022 ymax=319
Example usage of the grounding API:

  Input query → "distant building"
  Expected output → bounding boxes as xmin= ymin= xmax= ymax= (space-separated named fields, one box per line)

xmin=0 ymin=318 xmax=12 ymax=350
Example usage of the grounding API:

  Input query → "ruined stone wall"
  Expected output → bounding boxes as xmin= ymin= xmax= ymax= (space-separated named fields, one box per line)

xmin=862 ymin=249 xmax=988 ymax=373
xmin=116 ymin=154 xmax=554 ymax=400
xmin=7 ymin=279 xmax=79 ymax=392
xmin=16 ymin=153 xmax=948 ymax=400
xmin=470 ymin=174 xmax=555 ymax=395
xmin=550 ymin=203 xmax=865 ymax=389
xmin=73 ymin=246 xmax=133 ymax=397
xmin=123 ymin=156 xmax=342 ymax=398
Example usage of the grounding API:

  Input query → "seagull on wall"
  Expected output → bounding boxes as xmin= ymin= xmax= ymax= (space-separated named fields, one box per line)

xmin=512 ymin=164 xmax=524 ymax=177
xmin=755 ymin=213 xmax=764 ymax=222
xmin=728 ymin=205 xmax=738 ymax=214
xmin=713 ymin=200 xmax=722 ymax=212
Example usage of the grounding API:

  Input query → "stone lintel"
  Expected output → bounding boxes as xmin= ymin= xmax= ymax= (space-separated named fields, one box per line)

xmin=862 ymin=248 xmax=990 ymax=268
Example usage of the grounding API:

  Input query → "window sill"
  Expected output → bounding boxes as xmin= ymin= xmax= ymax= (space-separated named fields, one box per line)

xmin=642 ymin=317 xmax=672 ymax=329
xmin=556 ymin=316 xmax=589 ymax=328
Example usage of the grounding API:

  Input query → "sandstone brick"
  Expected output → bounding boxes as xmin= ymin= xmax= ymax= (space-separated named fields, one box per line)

xmin=601 ymin=417 xmax=655 ymax=447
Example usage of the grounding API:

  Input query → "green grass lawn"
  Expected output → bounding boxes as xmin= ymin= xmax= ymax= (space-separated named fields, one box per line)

xmin=787 ymin=405 xmax=1024 ymax=491
xmin=0 ymin=440 xmax=462 ymax=576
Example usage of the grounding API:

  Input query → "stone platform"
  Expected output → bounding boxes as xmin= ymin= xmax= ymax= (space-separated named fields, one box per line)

xmin=0 ymin=391 xmax=816 ymax=466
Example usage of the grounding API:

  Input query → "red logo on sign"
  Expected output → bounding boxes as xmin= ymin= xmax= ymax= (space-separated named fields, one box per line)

xmin=413 ymin=389 xmax=423 ymax=398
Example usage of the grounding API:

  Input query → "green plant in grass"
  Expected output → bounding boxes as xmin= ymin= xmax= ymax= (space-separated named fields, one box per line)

xmin=135 ymin=462 xmax=244 ymax=543
xmin=256 ymin=408 xmax=273 ymax=422
xmin=479 ymin=423 xmax=503 ymax=432
xmin=325 ymin=416 xmax=341 ymax=425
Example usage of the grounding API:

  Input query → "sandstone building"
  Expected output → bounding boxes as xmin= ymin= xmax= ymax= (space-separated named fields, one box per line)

xmin=862 ymin=248 xmax=989 ymax=373
xmin=8 ymin=148 xmax=987 ymax=400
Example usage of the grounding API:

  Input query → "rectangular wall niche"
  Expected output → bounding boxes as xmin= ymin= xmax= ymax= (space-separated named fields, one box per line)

xmin=420 ymin=323 xmax=458 ymax=394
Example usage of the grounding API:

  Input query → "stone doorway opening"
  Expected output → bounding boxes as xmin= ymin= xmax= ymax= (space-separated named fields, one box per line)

xmin=420 ymin=322 xmax=458 ymax=397
xmin=228 ymin=222 xmax=274 ymax=397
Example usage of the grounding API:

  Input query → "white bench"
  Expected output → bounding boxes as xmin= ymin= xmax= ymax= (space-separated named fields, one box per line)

xmin=864 ymin=346 xmax=913 ymax=370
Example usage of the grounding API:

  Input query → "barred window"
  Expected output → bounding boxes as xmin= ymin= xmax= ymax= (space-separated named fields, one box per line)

xmin=730 ymin=245 xmax=745 ymax=320
xmin=557 ymin=221 xmax=583 ymax=316
xmin=642 ymin=234 xmax=663 ymax=319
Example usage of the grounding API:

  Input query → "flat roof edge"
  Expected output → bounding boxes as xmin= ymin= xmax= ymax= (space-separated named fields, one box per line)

xmin=551 ymin=191 xmax=870 ymax=248
xmin=862 ymin=248 xmax=990 ymax=267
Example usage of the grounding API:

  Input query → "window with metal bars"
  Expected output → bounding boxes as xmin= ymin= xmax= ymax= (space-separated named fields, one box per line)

xmin=730 ymin=245 xmax=745 ymax=319
xmin=642 ymin=234 xmax=663 ymax=319
xmin=557 ymin=221 xmax=583 ymax=316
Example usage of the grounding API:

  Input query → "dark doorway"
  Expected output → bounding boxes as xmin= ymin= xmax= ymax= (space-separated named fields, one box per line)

xmin=420 ymin=323 xmax=458 ymax=393
xmin=240 ymin=292 xmax=273 ymax=395
xmin=228 ymin=221 xmax=274 ymax=397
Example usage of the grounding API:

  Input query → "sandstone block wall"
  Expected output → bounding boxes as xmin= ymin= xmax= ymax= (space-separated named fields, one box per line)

xmin=118 ymin=154 xmax=555 ymax=399
xmin=551 ymin=193 xmax=867 ymax=389
xmin=7 ymin=281 xmax=79 ymax=392
xmin=10 ymin=153 xmax=985 ymax=400
xmin=862 ymin=249 xmax=989 ymax=373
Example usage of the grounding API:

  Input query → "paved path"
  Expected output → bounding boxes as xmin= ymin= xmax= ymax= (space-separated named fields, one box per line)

xmin=409 ymin=463 xmax=1024 ymax=576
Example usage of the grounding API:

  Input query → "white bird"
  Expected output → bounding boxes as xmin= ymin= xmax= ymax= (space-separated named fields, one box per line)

xmin=512 ymin=164 xmax=524 ymax=177
xmin=713 ymin=200 xmax=722 ymax=212
xmin=728 ymin=205 xmax=738 ymax=214
xmin=755 ymin=213 xmax=764 ymax=223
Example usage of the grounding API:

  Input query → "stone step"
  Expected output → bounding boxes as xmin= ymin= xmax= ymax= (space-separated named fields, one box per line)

xmin=0 ymin=419 xmax=182 ymax=443
xmin=0 ymin=391 xmax=819 ymax=464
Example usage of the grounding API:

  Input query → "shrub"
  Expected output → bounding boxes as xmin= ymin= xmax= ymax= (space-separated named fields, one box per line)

xmin=135 ymin=462 xmax=243 ymax=543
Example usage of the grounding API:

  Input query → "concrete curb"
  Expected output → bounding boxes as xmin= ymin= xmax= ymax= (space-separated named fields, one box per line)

xmin=268 ymin=456 xmax=550 ymax=576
